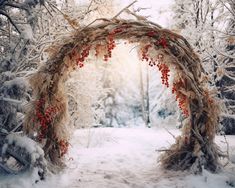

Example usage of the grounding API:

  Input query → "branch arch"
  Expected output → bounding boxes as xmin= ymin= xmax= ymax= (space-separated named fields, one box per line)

xmin=24 ymin=19 xmax=220 ymax=172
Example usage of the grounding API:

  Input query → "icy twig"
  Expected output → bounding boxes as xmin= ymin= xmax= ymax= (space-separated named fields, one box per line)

xmin=0 ymin=96 xmax=22 ymax=104
xmin=164 ymin=127 xmax=176 ymax=140
xmin=112 ymin=0 xmax=138 ymax=19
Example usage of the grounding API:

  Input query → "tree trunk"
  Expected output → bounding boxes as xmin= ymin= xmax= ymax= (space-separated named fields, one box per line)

xmin=145 ymin=64 xmax=151 ymax=128
xmin=139 ymin=62 xmax=147 ymax=126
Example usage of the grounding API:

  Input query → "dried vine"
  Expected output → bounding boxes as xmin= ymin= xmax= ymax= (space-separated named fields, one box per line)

xmin=24 ymin=18 xmax=220 ymax=172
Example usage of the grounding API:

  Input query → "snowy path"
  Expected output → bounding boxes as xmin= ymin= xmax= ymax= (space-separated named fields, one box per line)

xmin=62 ymin=128 xmax=178 ymax=188
xmin=1 ymin=127 xmax=235 ymax=188
xmin=38 ymin=127 xmax=235 ymax=188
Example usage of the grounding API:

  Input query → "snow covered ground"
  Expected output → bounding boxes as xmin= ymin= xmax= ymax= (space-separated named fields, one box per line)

xmin=0 ymin=127 xmax=235 ymax=188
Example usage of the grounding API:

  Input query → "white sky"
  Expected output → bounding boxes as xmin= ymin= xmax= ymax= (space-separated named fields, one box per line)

xmin=118 ymin=0 xmax=174 ymax=28
xmin=78 ymin=0 xmax=174 ymax=28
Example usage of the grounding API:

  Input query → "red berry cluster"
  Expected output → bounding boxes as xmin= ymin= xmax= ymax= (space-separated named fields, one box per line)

xmin=112 ymin=27 xmax=124 ymax=34
xmin=141 ymin=44 xmax=152 ymax=61
xmin=140 ymin=47 xmax=170 ymax=85
xmin=104 ymin=31 xmax=117 ymax=61
xmin=172 ymin=79 xmax=184 ymax=94
xmin=58 ymin=139 xmax=69 ymax=156
xmin=35 ymin=97 xmax=47 ymax=141
xmin=178 ymin=95 xmax=189 ymax=117
xmin=157 ymin=63 xmax=170 ymax=87
xmin=155 ymin=37 xmax=167 ymax=48
xmin=35 ymin=97 xmax=60 ymax=141
xmin=76 ymin=46 xmax=91 ymax=68
xmin=44 ymin=106 xmax=59 ymax=122
xmin=148 ymin=60 xmax=156 ymax=67
xmin=147 ymin=31 xmax=156 ymax=37
xmin=172 ymin=79 xmax=189 ymax=117
xmin=103 ymin=27 xmax=127 ymax=61
xmin=140 ymin=44 xmax=158 ymax=67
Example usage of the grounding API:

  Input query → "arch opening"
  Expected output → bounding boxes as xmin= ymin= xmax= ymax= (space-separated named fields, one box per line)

xmin=23 ymin=19 xmax=220 ymax=172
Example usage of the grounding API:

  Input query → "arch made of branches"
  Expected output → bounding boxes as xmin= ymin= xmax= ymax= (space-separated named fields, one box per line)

xmin=24 ymin=19 xmax=221 ymax=172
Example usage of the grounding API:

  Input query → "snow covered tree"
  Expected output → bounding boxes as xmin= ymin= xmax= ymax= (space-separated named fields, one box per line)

xmin=216 ymin=1 xmax=235 ymax=134
xmin=171 ymin=0 xmax=235 ymax=134
xmin=65 ymin=62 xmax=106 ymax=129
xmin=0 ymin=0 xmax=59 ymax=176
xmin=95 ymin=44 xmax=144 ymax=127
xmin=0 ymin=0 xmax=110 ymax=175
xmin=0 ymin=0 xmax=46 ymax=135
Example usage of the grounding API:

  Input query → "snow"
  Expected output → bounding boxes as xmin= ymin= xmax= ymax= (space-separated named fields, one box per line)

xmin=2 ymin=133 xmax=45 ymax=165
xmin=1 ymin=77 xmax=27 ymax=99
xmin=20 ymin=24 xmax=34 ymax=41
xmin=0 ymin=168 xmax=43 ymax=188
xmin=1 ymin=127 xmax=234 ymax=188
xmin=1 ymin=0 xmax=234 ymax=187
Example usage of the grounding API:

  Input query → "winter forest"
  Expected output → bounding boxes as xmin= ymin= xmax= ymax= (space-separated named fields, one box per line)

xmin=0 ymin=0 xmax=235 ymax=187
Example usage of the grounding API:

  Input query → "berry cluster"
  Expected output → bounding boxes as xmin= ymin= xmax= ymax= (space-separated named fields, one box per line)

xmin=35 ymin=97 xmax=60 ymax=141
xmin=140 ymin=44 xmax=158 ymax=67
xmin=148 ymin=60 xmax=156 ymax=67
xmin=155 ymin=37 xmax=167 ymax=48
xmin=112 ymin=27 xmax=124 ymax=34
xmin=35 ymin=98 xmax=69 ymax=155
xmin=103 ymin=27 xmax=127 ymax=61
xmin=104 ymin=31 xmax=117 ymax=61
xmin=58 ymin=139 xmax=69 ymax=156
xmin=172 ymin=79 xmax=184 ymax=94
xmin=157 ymin=63 xmax=170 ymax=87
xmin=76 ymin=46 xmax=91 ymax=68
xmin=141 ymin=44 xmax=152 ymax=62
xmin=35 ymin=97 xmax=47 ymax=141
xmin=140 ymin=47 xmax=170 ymax=86
xmin=146 ymin=31 xmax=156 ymax=37
xmin=178 ymin=95 xmax=189 ymax=117
xmin=172 ymin=79 xmax=189 ymax=117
